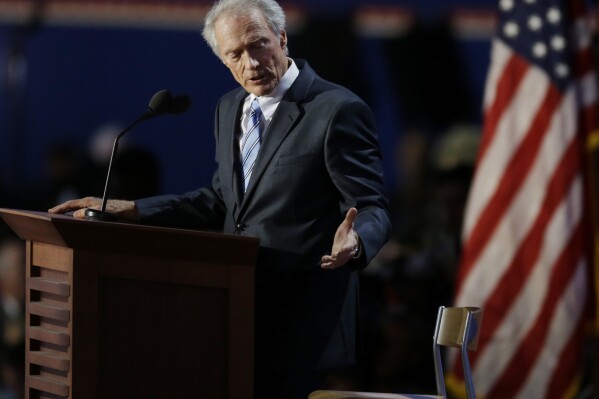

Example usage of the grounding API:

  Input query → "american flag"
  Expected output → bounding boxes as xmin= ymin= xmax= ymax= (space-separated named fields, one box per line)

xmin=448 ymin=0 xmax=598 ymax=398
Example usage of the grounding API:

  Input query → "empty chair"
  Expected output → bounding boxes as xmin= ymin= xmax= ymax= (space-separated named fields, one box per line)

xmin=309 ymin=306 xmax=483 ymax=399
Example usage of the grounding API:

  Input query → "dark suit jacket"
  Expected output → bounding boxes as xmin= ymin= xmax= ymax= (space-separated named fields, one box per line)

xmin=135 ymin=59 xmax=391 ymax=373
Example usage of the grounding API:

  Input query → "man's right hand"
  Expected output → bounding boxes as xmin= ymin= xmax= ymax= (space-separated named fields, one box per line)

xmin=49 ymin=197 xmax=139 ymax=221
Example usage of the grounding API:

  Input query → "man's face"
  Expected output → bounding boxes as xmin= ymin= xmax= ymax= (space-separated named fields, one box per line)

xmin=214 ymin=8 xmax=289 ymax=96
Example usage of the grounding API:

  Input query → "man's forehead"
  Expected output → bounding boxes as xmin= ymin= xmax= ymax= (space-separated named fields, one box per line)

xmin=216 ymin=8 xmax=267 ymax=32
xmin=215 ymin=12 xmax=272 ymax=45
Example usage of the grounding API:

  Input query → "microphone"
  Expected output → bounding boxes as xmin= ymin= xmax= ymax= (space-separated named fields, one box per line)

xmin=148 ymin=89 xmax=192 ymax=116
xmin=85 ymin=89 xmax=192 ymax=221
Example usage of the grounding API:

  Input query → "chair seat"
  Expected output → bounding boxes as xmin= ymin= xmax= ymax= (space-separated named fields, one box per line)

xmin=308 ymin=390 xmax=442 ymax=399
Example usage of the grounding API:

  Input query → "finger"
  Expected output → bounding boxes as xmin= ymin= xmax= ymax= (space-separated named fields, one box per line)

xmin=321 ymin=259 xmax=341 ymax=269
xmin=322 ymin=259 xmax=345 ymax=270
xmin=49 ymin=199 xmax=83 ymax=214
xmin=322 ymin=253 xmax=353 ymax=269
xmin=75 ymin=200 xmax=103 ymax=219
xmin=343 ymin=207 xmax=358 ymax=227
xmin=48 ymin=201 xmax=68 ymax=213
xmin=321 ymin=255 xmax=334 ymax=263
xmin=50 ymin=197 xmax=99 ymax=215
xmin=73 ymin=209 xmax=88 ymax=219
xmin=321 ymin=254 xmax=336 ymax=269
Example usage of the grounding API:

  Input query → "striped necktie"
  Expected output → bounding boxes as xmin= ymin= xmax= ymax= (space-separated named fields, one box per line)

xmin=241 ymin=98 xmax=263 ymax=192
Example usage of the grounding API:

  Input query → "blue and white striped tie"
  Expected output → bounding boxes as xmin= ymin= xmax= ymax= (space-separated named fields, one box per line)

xmin=241 ymin=98 xmax=263 ymax=192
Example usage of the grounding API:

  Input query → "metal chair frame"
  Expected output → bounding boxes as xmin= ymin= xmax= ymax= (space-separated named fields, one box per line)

xmin=309 ymin=306 xmax=483 ymax=399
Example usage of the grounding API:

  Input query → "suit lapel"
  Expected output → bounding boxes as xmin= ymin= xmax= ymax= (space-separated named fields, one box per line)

xmin=224 ymin=91 xmax=248 ymax=213
xmin=239 ymin=60 xmax=315 ymax=212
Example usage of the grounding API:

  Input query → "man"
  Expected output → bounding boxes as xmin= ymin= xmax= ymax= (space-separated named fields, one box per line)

xmin=50 ymin=0 xmax=391 ymax=397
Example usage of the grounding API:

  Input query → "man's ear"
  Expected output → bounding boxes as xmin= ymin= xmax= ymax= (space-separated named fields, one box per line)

xmin=279 ymin=30 xmax=287 ymax=50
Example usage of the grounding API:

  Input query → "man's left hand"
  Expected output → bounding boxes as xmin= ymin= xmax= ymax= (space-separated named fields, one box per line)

xmin=321 ymin=207 xmax=360 ymax=269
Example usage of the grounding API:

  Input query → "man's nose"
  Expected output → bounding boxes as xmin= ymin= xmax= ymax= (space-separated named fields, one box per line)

xmin=244 ymin=52 xmax=260 ymax=69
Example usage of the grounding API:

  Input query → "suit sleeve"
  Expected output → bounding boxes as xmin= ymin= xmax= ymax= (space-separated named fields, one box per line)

xmin=134 ymin=99 xmax=228 ymax=230
xmin=134 ymin=174 xmax=226 ymax=231
xmin=324 ymin=98 xmax=392 ymax=269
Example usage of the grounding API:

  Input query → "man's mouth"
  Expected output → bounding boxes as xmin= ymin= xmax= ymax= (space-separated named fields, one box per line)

xmin=249 ymin=75 xmax=266 ymax=83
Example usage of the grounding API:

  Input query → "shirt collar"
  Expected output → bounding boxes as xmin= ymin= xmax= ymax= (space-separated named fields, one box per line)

xmin=248 ymin=58 xmax=299 ymax=112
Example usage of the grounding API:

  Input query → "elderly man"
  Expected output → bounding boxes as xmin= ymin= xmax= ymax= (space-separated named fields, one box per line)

xmin=50 ymin=0 xmax=391 ymax=397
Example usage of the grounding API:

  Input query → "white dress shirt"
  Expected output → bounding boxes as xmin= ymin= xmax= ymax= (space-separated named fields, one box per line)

xmin=239 ymin=58 xmax=300 ymax=148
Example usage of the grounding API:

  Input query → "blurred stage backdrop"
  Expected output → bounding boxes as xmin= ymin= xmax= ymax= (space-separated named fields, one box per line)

xmin=0 ymin=0 xmax=496 ymax=209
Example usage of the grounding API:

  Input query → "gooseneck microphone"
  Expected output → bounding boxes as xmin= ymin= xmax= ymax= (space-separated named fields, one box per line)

xmin=85 ymin=89 xmax=192 ymax=221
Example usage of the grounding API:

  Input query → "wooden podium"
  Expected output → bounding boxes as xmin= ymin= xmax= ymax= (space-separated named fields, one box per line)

xmin=0 ymin=209 xmax=259 ymax=399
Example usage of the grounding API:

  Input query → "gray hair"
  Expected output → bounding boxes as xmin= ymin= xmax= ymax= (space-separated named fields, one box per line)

xmin=202 ymin=0 xmax=287 ymax=57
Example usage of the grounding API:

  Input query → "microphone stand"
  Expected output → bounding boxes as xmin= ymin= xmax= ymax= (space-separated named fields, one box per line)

xmin=84 ymin=89 xmax=189 ymax=221
xmin=84 ymin=110 xmax=153 ymax=221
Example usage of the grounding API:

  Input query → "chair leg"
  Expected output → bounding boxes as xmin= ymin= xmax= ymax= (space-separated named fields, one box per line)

xmin=433 ymin=306 xmax=447 ymax=398
xmin=462 ymin=312 xmax=476 ymax=399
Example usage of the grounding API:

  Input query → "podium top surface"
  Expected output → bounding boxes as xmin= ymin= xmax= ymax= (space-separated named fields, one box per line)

xmin=0 ymin=208 xmax=259 ymax=265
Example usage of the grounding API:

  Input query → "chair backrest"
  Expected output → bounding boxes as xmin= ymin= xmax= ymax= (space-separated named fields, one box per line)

xmin=432 ymin=306 xmax=483 ymax=399
xmin=436 ymin=307 xmax=482 ymax=350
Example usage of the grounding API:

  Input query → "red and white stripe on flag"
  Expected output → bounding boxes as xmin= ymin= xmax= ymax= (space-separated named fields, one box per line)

xmin=447 ymin=0 xmax=598 ymax=398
